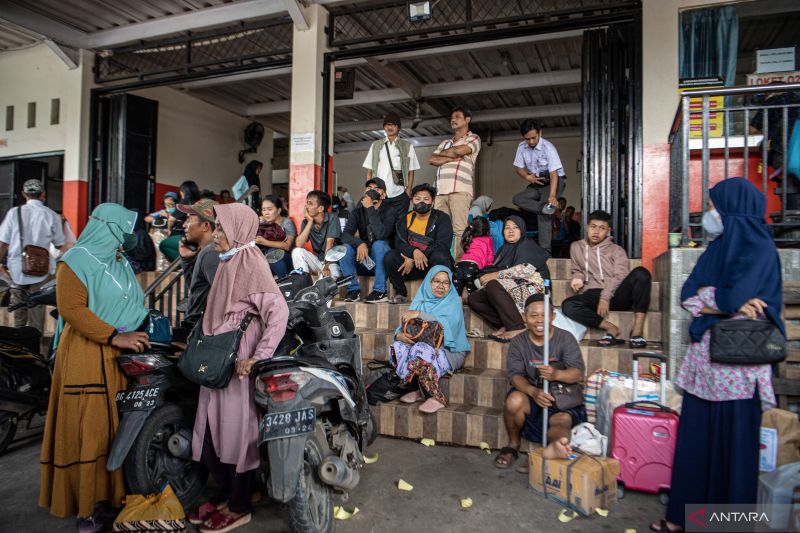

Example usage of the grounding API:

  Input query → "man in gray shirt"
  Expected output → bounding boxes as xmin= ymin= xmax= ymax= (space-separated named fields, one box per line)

xmin=173 ymin=199 xmax=220 ymax=341
xmin=494 ymin=294 xmax=586 ymax=468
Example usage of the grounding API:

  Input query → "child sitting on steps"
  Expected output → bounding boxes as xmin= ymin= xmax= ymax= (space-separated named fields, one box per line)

xmin=453 ymin=217 xmax=494 ymax=296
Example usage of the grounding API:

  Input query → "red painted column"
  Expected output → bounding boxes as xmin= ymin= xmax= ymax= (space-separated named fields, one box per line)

xmin=62 ymin=180 xmax=88 ymax=235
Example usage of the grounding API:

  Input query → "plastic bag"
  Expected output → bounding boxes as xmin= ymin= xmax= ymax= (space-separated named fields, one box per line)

xmin=571 ymin=422 xmax=608 ymax=456
xmin=553 ymin=308 xmax=587 ymax=342
xmin=113 ymin=483 xmax=186 ymax=532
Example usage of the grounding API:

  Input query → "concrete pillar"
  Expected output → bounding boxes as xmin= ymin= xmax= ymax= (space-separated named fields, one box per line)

xmin=288 ymin=3 xmax=330 ymax=224
xmin=63 ymin=49 xmax=93 ymax=234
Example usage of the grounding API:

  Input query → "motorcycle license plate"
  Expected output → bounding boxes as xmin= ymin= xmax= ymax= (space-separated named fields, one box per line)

xmin=258 ymin=407 xmax=316 ymax=443
xmin=115 ymin=385 xmax=161 ymax=412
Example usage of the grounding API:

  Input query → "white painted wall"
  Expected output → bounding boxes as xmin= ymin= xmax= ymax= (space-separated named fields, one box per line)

xmin=130 ymin=87 xmax=273 ymax=193
xmin=0 ymin=44 xmax=90 ymax=182
xmin=333 ymin=136 xmax=583 ymax=211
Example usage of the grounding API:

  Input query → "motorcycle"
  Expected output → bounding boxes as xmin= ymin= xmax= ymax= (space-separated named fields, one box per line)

xmin=106 ymin=337 xmax=207 ymax=507
xmin=0 ymin=275 xmax=57 ymax=454
xmin=254 ymin=273 xmax=376 ymax=533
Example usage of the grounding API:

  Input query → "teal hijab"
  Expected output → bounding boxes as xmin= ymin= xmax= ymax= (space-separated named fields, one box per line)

xmin=409 ymin=266 xmax=471 ymax=353
xmin=56 ymin=204 xmax=148 ymax=344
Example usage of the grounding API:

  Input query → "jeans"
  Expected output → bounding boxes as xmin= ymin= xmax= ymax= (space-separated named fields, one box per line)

xmin=384 ymin=249 xmax=453 ymax=296
xmin=339 ymin=240 xmax=390 ymax=293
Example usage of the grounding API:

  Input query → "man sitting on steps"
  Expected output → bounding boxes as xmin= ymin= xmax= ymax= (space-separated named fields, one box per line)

xmin=561 ymin=209 xmax=652 ymax=348
xmin=495 ymin=294 xmax=586 ymax=469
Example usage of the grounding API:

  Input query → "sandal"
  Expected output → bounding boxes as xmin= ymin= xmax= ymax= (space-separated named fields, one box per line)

xmin=493 ymin=446 xmax=519 ymax=469
xmin=466 ymin=328 xmax=483 ymax=338
xmin=189 ymin=500 xmax=228 ymax=525
xmin=629 ymin=336 xmax=648 ymax=348
xmin=488 ymin=334 xmax=511 ymax=344
xmin=389 ymin=295 xmax=408 ymax=305
xmin=597 ymin=333 xmax=622 ymax=346
xmin=649 ymin=519 xmax=684 ymax=533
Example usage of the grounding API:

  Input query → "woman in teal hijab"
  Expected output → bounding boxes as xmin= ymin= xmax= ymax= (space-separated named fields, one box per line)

xmin=40 ymin=203 xmax=153 ymax=530
xmin=392 ymin=265 xmax=470 ymax=414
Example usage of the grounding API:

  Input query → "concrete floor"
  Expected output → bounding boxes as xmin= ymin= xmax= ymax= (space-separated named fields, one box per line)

xmin=0 ymin=423 xmax=663 ymax=532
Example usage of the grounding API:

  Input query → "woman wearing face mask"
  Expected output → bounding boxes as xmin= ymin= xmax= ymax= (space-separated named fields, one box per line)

xmin=650 ymin=178 xmax=784 ymax=533
xmin=702 ymin=199 xmax=723 ymax=241
xmin=384 ymin=183 xmax=454 ymax=304
xmin=255 ymin=195 xmax=296 ymax=277
xmin=144 ymin=191 xmax=179 ymax=226
xmin=189 ymin=203 xmax=289 ymax=532
xmin=468 ymin=216 xmax=551 ymax=342
xmin=39 ymin=204 xmax=153 ymax=533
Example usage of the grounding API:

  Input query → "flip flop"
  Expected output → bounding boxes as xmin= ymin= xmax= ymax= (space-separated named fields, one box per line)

xmin=466 ymin=328 xmax=483 ymax=338
xmin=629 ymin=336 xmax=648 ymax=348
xmin=649 ymin=519 xmax=684 ymax=533
xmin=597 ymin=334 xmax=624 ymax=346
xmin=494 ymin=446 xmax=519 ymax=469
xmin=488 ymin=334 xmax=511 ymax=344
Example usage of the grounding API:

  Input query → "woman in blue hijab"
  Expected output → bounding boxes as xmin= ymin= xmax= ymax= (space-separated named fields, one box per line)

xmin=392 ymin=266 xmax=470 ymax=414
xmin=651 ymin=178 xmax=784 ymax=533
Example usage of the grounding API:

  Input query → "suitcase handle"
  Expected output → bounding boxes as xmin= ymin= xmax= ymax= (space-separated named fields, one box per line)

xmin=623 ymin=400 xmax=674 ymax=413
xmin=632 ymin=351 xmax=666 ymax=362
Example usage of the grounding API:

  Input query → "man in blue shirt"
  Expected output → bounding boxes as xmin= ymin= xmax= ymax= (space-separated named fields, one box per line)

xmin=511 ymin=119 xmax=567 ymax=254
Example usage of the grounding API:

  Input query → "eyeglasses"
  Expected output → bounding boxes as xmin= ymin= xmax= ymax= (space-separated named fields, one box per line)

xmin=431 ymin=279 xmax=451 ymax=287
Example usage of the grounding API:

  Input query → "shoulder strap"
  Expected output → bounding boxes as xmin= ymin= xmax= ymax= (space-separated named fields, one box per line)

xmin=384 ymin=141 xmax=395 ymax=172
xmin=239 ymin=312 xmax=256 ymax=331
xmin=16 ymin=206 xmax=24 ymax=249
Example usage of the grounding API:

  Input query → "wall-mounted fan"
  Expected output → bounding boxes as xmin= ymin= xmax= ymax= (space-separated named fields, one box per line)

xmin=239 ymin=121 xmax=265 ymax=163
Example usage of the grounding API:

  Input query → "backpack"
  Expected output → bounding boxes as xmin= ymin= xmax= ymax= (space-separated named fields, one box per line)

xmin=365 ymin=360 xmax=413 ymax=405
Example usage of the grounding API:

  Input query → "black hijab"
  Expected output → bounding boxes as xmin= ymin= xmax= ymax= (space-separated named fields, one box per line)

xmin=487 ymin=215 xmax=550 ymax=280
xmin=243 ymin=160 xmax=263 ymax=188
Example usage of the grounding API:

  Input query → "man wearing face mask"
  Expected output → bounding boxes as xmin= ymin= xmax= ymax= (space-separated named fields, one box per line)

xmin=363 ymin=113 xmax=421 ymax=224
xmin=339 ymin=178 xmax=395 ymax=303
xmin=384 ymin=183 xmax=454 ymax=304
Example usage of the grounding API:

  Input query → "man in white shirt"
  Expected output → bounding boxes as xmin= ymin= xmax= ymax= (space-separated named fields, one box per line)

xmin=0 ymin=179 xmax=65 ymax=332
xmin=362 ymin=113 xmax=421 ymax=233
xmin=512 ymin=119 xmax=567 ymax=254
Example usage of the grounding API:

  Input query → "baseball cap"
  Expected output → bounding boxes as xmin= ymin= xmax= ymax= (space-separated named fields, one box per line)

xmin=365 ymin=177 xmax=387 ymax=191
xmin=383 ymin=113 xmax=402 ymax=128
xmin=23 ymin=179 xmax=43 ymax=194
xmin=177 ymin=198 xmax=217 ymax=223
xmin=163 ymin=191 xmax=179 ymax=201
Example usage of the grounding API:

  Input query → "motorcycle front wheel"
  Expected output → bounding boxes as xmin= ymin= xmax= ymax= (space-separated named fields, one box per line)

xmin=123 ymin=404 xmax=207 ymax=508
xmin=286 ymin=432 xmax=334 ymax=533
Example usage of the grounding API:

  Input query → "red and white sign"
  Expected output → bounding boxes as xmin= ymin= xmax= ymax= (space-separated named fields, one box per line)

xmin=746 ymin=71 xmax=800 ymax=86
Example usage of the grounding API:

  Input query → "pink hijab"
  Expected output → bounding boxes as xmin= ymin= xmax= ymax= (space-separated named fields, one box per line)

xmin=203 ymin=203 xmax=281 ymax=334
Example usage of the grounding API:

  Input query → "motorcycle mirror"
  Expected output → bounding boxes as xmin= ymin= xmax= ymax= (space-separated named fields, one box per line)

xmin=324 ymin=245 xmax=347 ymax=263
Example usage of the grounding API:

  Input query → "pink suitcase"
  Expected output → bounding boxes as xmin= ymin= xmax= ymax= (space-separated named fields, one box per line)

xmin=611 ymin=352 xmax=679 ymax=504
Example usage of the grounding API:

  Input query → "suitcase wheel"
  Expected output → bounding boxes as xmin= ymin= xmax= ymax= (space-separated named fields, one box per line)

xmin=659 ymin=490 xmax=670 ymax=506
xmin=617 ymin=485 xmax=625 ymax=500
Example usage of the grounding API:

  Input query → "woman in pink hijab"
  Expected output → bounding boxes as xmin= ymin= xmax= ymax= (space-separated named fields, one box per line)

xmin=190 ymin=203 xmax=289 ymax=532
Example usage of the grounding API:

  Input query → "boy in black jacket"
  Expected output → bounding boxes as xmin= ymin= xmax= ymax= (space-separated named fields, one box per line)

xmin=385 ymin=183 xmax=454 ymax=303
xmin=340 ymin=178 xmax=396 ymax=303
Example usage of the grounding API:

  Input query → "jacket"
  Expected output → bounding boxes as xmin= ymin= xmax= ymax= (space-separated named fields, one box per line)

xmin=395 ymin=209 xmax=453 ymax=259
xmin=569 ymin=237 xmax=630 ymax=301
xmin=341 ymin=201 xmax=395 ymax=248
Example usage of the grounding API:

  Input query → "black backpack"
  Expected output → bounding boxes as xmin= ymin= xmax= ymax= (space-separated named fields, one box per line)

xmin=365 ymin=358 xmax=414 ymax=405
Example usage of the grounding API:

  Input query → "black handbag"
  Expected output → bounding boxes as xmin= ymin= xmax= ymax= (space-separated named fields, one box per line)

xmin=709 ymin=318 xmax=786 ymax=365
xmin=177 ymin=314 xmax=255 ymax=389
xmin=549 ymin=381 xmax=584 ymax=411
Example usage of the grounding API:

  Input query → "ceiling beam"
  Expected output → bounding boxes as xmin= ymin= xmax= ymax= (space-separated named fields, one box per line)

xmin=335 ymin=29 xmax=584 ymax=68
xmin=43 ymin=39 xmax=79 ymax=69
xmin=333 ymin=127 xmax=581 ymax=153
xmin=87 ymin=0 xmax=288 ymax=49
xmin=282 ymin=0 xmax=309 ymax=30
xmin=0 ymin=8 xmax=89 ymax=49
xmin=250 ymin=70 xmax=580 ymax=116
xmin=334 ymin=103 xmax=582 ymax=134
xmin=175 ymin=66 xmax=292 ymax=89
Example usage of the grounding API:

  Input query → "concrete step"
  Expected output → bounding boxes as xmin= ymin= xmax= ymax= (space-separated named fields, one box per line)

xmin=369 ymin=400 xmax=535 ymax=450
xmin=362 ymin=332 xmax=663 ymax=375
xmin=342 ymin=278 xmax=661 ymax=311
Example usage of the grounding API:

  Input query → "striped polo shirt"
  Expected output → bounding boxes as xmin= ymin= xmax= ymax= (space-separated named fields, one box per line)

xmin=434 ymin=131 xmax=481 ymax=195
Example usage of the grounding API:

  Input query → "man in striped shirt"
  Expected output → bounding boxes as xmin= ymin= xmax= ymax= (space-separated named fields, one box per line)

xmin=429 ymin=107 xmax=481 ymax=258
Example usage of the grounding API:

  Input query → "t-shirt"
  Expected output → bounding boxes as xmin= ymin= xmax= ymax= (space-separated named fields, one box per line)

xmin=300 ymin=213 xmax=341 ymax=259
xmin=506 ymin=327 xmax=584 ymax=386
xmin=280 ymin=217 xmax=297 ymax=237
xmin=362 ymin=139 xmax=422 ymax=199
xmin=183 ymin=242 xmax=220 ymax=327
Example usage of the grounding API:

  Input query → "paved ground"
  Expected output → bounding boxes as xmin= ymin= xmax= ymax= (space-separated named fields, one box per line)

xmin=0 ymin=422 xmax=663 ymax=532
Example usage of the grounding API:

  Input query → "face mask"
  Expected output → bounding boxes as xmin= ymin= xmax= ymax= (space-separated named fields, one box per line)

xmin=219 ymin=240 xmax=256 ymax=262
xmin=702 ymin=208 xmax=723 ymax=239
xmin=166 ymin=207 xmax=176 ymax=213
xmin=413 ymin=202 xmax=432 ymax=214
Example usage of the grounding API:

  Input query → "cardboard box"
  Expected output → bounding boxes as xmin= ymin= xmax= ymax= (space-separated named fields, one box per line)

xmin=528 ymin=447 xmax=620 ymax=516
xmin=762 ymin=409 xmax=800 ymax=469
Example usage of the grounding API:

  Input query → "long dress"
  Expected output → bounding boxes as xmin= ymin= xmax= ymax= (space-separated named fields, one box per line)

xmin=39 ymin=264 xmax=128 ymax=518
xmin=191 ymin=293 xmax=289 ymax=473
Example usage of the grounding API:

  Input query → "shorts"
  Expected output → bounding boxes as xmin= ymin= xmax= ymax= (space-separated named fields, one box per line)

xmin=508 ymin=388 xmax=587 ymax=443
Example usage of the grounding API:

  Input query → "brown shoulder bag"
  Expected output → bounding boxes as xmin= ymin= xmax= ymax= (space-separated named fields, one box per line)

xmin=17 ymin=206 xmax=50 ymax=277
xmin=402 ymin=318 xmax=445 ymax=351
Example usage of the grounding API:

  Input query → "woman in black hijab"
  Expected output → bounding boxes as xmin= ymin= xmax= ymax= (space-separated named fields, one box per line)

xmin=242 ymin=160 xmax=263 ymax=212
xmin=468 ymin=216 xmax=550 ymax=342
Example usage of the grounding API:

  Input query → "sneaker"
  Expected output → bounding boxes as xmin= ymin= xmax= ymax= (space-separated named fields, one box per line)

xmin=364 ymin=290 xmax=388 ymax=303
xmin=344 ymin=290 xmax=361 ymax=302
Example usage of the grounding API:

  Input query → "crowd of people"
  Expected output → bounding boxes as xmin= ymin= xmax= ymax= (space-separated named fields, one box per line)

xmin=0 ymin=103 xmax=785 ymax=533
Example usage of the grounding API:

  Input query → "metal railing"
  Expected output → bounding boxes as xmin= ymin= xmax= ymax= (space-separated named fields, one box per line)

xmin=144 ymin=259 xmax=188 ymax=326
xmin=668 ymin=82 xmax=800 ymax=246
